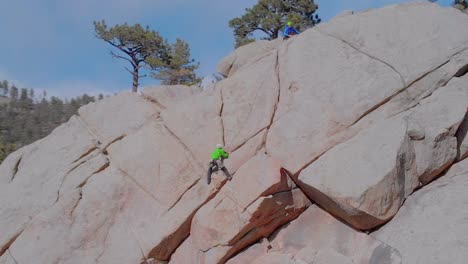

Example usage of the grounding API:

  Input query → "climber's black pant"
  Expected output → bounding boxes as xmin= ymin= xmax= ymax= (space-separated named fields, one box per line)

xmin=207 ymin=160 xmax=231 ymax=184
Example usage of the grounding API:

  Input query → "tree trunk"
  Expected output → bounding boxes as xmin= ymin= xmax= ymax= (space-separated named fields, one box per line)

xmin=132 ymin=66 xmax=139 ymax=92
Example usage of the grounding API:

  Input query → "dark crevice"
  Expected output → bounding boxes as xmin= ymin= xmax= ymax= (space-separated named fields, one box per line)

xmin=219 ymin=84 xmax=226 ymax=147
xmin=10 ymin=155 xmax=22 ymax=183
xmin=102 ymin=135 xmax=126 ymax=155
xmin=262 ymin=50 xmax=282 ymax=154
xmin=453 ymin=64 xmax=468 ymax=77
xmin=225 ymin=52 xmax=237 ymax=77
xmin=56 ymin=155 xmax=94 ymax=203
xmin=77 ymin=160 xmax=110 ymax=189
xmin=72 ymin=146 xmax=98 ymax=163
xmin=0 ymin=230 xmax=23 ymax=257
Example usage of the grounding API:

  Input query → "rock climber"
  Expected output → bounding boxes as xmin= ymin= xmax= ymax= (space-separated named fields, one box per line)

xmin=283 ymin=21 xmax=300 ymax=39
xmin=207 ymin=144 xmax=232 ymax=185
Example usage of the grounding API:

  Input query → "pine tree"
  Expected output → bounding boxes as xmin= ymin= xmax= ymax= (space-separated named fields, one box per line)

xmin=94 ymin=21 xmax=170 ymax=92
xmin=152 ymin=39 xmax=201 ymax=86
xmin=229 ymin=0 xmax=321 ymax=47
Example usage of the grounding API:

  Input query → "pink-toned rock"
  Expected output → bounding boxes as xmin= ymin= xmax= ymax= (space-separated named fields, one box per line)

xmin=406 ymin=76 xmax=468 ymax=184
xmin=267 ymin=28 xmax=403 ymax=174
xmin=78 ymin=91 xmax=159 ymax=146
xmin=228 ymin=206 xmax=401 ymax=264
xmin=161 ymin=89 xmax=223 ymax=166
xmin=457 ymin=110 xmax=468 ymax=161
xmin=372 ymin=159 xmax=468 ymax=264
xmin=0 ymin=251 xmax=16 ymax=264
xmin=297 ymin=117 xmax=415 ymax=230
xmin=0 ymin=116 xmax=96 ymax=256
xmin=225 ymin=129 xmax=266 ymax=174
xmin=141 ymin=85 xmax=201 ymax=110
xmin=217 ymin=39 xmax=281 ymax=77
xmin=318 ymin=2 xmax=468 ymax=85
xmin=219 ymin=52 xmax=279 ymax=151
xmin=169 ymin=154 xmax=311 ymax=264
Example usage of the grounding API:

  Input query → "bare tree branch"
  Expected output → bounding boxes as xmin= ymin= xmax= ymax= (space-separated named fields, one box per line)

xmin=110 ymin=51 xmax=136 ymax=68
xmin=124 ymin=66 xmax=134 ymax=75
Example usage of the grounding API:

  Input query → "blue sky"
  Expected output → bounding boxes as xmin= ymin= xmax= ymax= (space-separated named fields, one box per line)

xmin=0 ymin=0 xmax=453 ymax=98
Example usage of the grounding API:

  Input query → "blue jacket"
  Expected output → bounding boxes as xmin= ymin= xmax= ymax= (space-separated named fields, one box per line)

xmin=284 ymin=26 xmax=300 ymax=37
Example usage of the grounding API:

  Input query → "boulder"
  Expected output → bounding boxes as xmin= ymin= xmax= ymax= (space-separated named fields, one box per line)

xmin=318 ymin=2 xmax=468 ymax=85
xmin=217 ymin=39 xmax=281 ymax=77
xmin=78 ymin=91 xmax=159 ymax=146
xmin=228 ymin=206 xmax=402 ymax=264
xmin=406 ymin=76 xmax=468 ymax=184
xmin=267 ymin=28 xmax=403 ymax=174
xmin=297 ymin=117 xmax=415 ymax=230
xmin=219 ymin=52 xmax=279 ymax=151
xmin=141 ymin=85 xmax=201 ymax=110
xmin=0 ymin=116 xmax=97 ymax=256
xmin=161 ymin=89 xmax=223 ymax=166
xmin=372 ymin=159 xmax=468 ymax=264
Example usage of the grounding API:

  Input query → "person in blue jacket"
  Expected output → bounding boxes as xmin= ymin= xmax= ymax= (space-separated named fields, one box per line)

xmin=283 ymin=21 xmax=300 ymax=39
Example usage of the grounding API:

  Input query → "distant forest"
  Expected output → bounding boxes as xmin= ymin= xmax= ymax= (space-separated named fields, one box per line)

xmin=0 ymin=80 xmax=104 ymax=163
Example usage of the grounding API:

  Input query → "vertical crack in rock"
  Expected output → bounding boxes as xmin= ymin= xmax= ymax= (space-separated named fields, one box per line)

xmin=219 ymin=83 xmax=226 ymax=147
xmin=315 ymin=28 xmax=406 ymax=86
xmin=166 ymin=178 xmax=201 ymax=212
xmin=262 ymin=50 xmax=282 ymax=154
xmin=0 ymin=230 xmax=23 ymax=257
xmin=9 ymin=155 xmax=22 ymax=183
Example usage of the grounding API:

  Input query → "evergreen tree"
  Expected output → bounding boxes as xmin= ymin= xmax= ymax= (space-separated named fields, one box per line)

xmin=229 ymin=0 xmax=321 ymax=47
xmin=94 ymin=21 xmax=169 ymax=92
xmin=0 ymin=80 xmax=98 ymax=161
xmin=152 ymin=39 xmax=201 ymax=86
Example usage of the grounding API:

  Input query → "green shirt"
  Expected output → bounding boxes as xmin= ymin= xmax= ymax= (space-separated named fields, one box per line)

xmin=211 ymin=148 xmax=229 ymax=160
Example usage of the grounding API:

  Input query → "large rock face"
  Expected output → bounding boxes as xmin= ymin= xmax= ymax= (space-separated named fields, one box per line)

xmin=372 ymin=159 xmax=468 ymax=264
xmin=227 ymin=206 xmax=402 ymax=264
xmin=1 ymin=2 xmax=468 ymax=264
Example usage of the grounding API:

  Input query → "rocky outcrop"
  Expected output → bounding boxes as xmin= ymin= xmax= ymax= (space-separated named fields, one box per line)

xmin=1 ymin=2 xmax=468 ymax=264
xmin=227 ymin=206 xmax=402 ymax=264
xmin=217 ymin=39 xmax=281 ymax=78
xmin=169 ymin=155 xmax=311 ymax=264
xmin=372 ymin=159 xmax=468 ymax=264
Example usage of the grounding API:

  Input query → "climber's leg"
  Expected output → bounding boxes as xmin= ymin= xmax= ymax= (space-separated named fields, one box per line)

xmin=222 ymin=167 xmax=232 ymax=181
